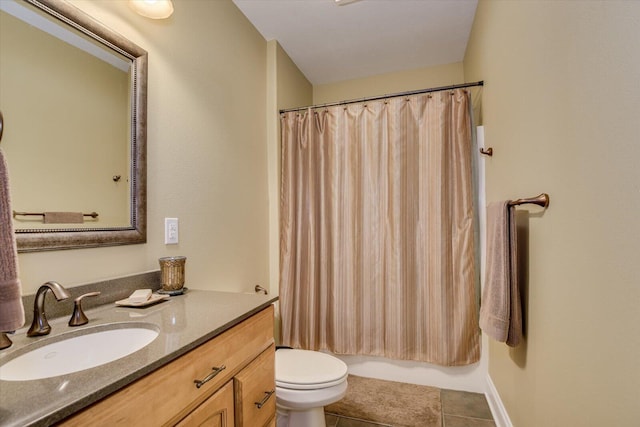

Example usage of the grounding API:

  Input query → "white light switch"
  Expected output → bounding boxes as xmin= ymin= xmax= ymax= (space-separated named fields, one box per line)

xmin=164 ymin=218 xmax=179 ymax=244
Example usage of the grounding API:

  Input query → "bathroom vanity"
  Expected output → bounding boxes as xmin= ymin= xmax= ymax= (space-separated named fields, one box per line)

xmin=0 ymin=289 xmax=277 ymax=426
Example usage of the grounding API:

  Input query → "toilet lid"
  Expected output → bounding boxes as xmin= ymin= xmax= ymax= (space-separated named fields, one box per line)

xmin=276 ymin=349 xmax=348 ymax=390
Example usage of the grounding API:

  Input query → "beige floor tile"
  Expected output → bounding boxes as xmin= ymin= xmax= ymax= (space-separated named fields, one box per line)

xmin=441 ymin=390 xmax=493 ymax=420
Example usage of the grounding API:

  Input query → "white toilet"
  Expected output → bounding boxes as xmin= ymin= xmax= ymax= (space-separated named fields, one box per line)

xmin=275 ymin=348 xmax=349 ymax=427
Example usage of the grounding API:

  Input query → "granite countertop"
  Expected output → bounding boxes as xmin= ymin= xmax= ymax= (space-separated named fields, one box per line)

xmin=0 ymin=289 xmax=277 ymax=427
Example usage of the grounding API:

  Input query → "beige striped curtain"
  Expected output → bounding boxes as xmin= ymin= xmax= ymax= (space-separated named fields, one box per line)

xmin=280 ymin=89 xmax=479 ymax=366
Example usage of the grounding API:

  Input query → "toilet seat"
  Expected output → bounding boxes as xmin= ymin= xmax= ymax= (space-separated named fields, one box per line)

xmin=276 ymin=349 xmax=348 ymax=390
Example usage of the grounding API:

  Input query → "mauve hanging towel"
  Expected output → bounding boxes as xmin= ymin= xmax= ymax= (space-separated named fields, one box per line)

xmin=0 ymin=148 xmax=25 ymax=332
xmin=479 ymin=201 xmax=522 ymax=347
xmin=43 ymin=212 xmax=84 ymax=224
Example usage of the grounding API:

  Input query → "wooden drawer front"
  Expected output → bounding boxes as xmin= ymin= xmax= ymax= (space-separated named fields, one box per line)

xmin=234 ymin=344 xmax=275 ymax=427
xmin=61 ymin=306 xmax=274 ymax=426
xmin=176 ymin=380 xmax=234 ymax=427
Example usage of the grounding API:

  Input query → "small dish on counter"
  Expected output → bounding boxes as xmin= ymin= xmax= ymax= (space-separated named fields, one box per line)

xmin=157 ymin=287 xmax=188 ymax=296
xmin=115 ymin=293 xmax=170 ymax=308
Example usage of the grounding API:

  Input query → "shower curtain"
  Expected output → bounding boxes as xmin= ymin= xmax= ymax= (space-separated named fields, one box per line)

xmin=280 ymin=89 xmax=479 ymax=366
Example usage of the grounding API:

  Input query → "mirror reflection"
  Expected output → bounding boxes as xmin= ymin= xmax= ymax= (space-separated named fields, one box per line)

xmin=0 ymin=0 xmax=147 ymax=251
xmin=1 ymin=1 xmax=130 ymax=229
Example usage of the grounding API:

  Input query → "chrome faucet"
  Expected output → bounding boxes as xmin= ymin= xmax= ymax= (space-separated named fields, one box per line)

xmin=27 ymin=281 xmax=71 ymax=337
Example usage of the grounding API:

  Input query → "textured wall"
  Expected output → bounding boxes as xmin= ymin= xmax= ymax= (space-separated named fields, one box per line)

xmin=464 ymin=1 xmax=640 ymax=425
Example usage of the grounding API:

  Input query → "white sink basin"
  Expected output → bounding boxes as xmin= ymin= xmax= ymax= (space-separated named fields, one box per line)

xmin=0 ymin=324 xmax=159 ymax=381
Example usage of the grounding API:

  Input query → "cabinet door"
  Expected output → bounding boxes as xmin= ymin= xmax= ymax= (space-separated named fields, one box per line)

xmin=234 ymin=344 xmax=275 ymax=427
xmin=176 ymin=380 xmax=234 ymax=427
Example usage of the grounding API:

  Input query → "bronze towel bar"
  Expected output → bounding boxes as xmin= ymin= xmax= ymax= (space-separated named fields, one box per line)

xmin=12 ymin=211 xmax=99 ymax=219
xmin=508 ymin=193 xmax=549 ymax=208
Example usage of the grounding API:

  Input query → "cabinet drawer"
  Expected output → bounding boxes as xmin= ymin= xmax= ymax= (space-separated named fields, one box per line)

xmin=61 ymin=306 xmax=274 ymax=426
xmin=234 ymin=344 xmax=275 ymax=427
xmin=176 ymin=380 xmax=234 ymax=427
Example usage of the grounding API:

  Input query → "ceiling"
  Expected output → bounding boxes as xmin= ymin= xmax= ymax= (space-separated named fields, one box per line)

xmin=232 ymin=0 xmax=478 ymax=85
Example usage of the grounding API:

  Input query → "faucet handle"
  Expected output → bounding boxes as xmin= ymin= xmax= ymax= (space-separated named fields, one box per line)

xmin=0 ymin=332 xmax=14 ymax=350
xmin=68 ymin=292 xmax=101 ymax=327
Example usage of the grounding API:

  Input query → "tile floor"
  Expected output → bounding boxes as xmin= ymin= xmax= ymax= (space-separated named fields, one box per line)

xmin=325 ymin=388 xmax=496 ymax=427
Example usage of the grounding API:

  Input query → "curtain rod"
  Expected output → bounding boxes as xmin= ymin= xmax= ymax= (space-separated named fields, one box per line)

xmin=279 ymin=80 xmax=483 ymax=114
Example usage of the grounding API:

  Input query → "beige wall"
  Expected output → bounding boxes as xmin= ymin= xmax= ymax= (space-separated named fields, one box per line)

xmin=275 ymin=43 xmax=314 ymax=111
xmin=464 ymin=1 xmax=640 ymax=425
xmin=313 ymin=62 xmax=463 ymax=105
xmin=15 ymin=0 xmax=270 ymax=295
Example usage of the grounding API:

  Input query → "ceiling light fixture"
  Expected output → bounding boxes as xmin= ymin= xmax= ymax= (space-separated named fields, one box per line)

xmin=334 ymin=0 xmax=362 ymax=5
xmin=128 ymin=0 xmax=174 ymax=19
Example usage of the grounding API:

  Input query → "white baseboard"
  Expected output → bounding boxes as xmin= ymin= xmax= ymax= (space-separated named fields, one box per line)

xmin=485 ymin=375 xmax=513 ymax=427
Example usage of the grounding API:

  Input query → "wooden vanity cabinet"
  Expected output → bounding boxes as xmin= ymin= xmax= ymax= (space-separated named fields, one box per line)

xmin=60 ymin=305 xmax=275 ymax=427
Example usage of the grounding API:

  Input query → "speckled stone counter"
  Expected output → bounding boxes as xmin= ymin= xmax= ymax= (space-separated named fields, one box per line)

xmin=0 ymin=287 xmax=277 ymax=426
